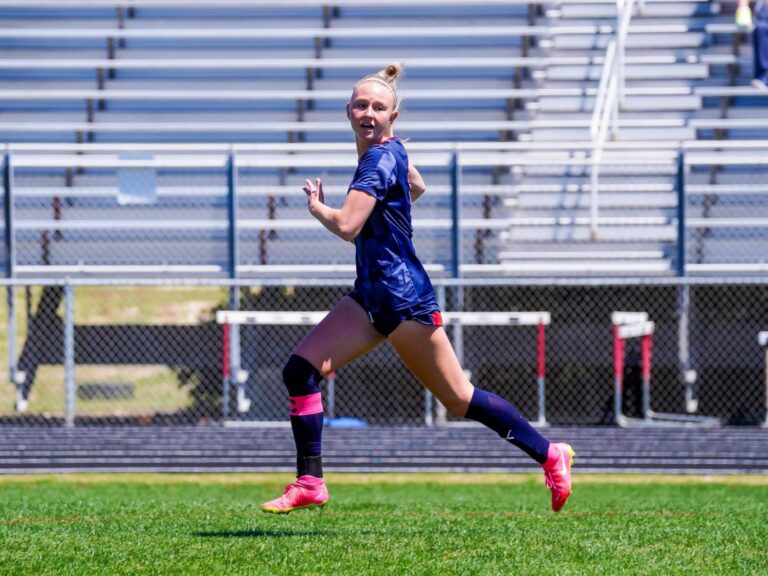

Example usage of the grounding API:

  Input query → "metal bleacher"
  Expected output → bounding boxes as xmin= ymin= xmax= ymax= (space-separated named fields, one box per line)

xmin=0 ymin=0 xmax=767 ymax=278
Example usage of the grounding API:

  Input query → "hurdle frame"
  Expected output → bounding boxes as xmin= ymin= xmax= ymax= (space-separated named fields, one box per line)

xmin=216 ymin=309 xmax=551 ymax=426
xmin=612 ymin=311 xmax=719 ymax=428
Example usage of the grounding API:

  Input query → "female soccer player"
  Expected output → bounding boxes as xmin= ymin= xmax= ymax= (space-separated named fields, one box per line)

xmin=261 ymin=63 xmax=574 ymax=514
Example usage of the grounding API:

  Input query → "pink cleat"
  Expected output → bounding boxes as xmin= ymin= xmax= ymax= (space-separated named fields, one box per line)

xmin=261 ymin=475 xmax=329 ymax=514
xmin=541 ymin=442 xmax=575 ymax=512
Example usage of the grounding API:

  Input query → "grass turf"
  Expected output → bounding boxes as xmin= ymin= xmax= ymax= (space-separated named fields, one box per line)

xmin=1 ymin=473 xmax=767 ymax=576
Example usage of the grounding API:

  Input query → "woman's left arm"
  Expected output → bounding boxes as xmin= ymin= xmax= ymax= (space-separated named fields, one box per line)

xmin=408 ymin=162 xmax=426 ymax=202
xmin=304 ymin=178 xmax=376 ymax=242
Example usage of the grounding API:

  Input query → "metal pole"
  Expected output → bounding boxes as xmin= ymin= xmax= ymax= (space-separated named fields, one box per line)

xmin=450 ymin=147 xmax=462 ymax=279
xmin=641 ymin=333 xmax=653 ymax=421
xmin=427 ymin=285 xmax=448 ymax=426
xmin=221 ymin=321 xmax=231 ymax=420
xmin=676 ymin=151 xmax=697 ymax=412
xmin=613 ymin=324 xmax=624 ymax=425
xmin=449 ymin=149 xmax=465 ymax=426
xmin=676 ymin=151 xmax=686 ymax=277
xmin=760 ymin=332 xmax=768 ymax=428
xmin=536 ymin=321 xmax=547 ymax=426
xmin=64 ymin=283 xmax=75 ymax=428
xmin=590 ymin=154 xmax=600 ymax=241
xmin=224 ymin=150 xmax=240 ymax=420
xmin=4 ymin=151 xmax=23 ymax=408
xmin=327 ymin=371 xmax=336 ymax=421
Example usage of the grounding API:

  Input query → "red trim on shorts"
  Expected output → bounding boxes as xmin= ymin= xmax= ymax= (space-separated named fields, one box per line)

xmin=432 ymin=311 xmax=443 ymax=326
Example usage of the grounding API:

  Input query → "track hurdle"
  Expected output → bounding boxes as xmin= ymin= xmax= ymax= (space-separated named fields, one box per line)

xmin=759 ymin=331 xmax=768 ymax=428
xmin=216 ymin=310 xmax=551 ymax=426
xmin=612 ymin=311 xmax=719 ymax=428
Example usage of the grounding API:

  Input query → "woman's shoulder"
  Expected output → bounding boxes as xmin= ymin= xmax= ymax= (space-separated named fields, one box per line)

xmin=359 ymin=139 xmax=403 ymax=167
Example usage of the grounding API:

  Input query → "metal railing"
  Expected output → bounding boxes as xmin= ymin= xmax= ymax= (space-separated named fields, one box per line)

xmin=589 ymin=0 xmax=646 ymax=240
xmin=3 ymin=141 xmax=768 ymax=281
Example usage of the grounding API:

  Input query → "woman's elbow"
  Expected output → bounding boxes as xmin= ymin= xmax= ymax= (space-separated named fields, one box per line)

xmin=338 ymin=223 xmax=362 ymax=242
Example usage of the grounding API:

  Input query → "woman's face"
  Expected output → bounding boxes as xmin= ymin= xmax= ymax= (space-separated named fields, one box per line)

xmin=347 ymin=81 xmax=398 ymax=147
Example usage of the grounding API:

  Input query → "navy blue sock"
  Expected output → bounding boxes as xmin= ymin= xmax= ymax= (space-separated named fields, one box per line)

xmin=283 ymin=354 xmax=325 ymax=477
xmin=465 ymin=387 xmax=550 ymax=463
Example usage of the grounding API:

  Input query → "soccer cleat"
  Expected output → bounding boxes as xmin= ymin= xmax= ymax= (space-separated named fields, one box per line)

xmin=541 ymin=442 xmax=575 ymax=512
xmin=261 ymin=475 xmax=329 ymax=514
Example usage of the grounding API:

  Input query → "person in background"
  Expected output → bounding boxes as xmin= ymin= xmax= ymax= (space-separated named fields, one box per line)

xmin=259 ymin=62 xmax=574 ymax=516
xmin=737 ymin=0 xmax=768 ymax=89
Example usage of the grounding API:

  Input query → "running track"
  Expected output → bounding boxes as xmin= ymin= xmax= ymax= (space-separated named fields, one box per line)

xmin=0 ymin=426 xmax=766 ymax=474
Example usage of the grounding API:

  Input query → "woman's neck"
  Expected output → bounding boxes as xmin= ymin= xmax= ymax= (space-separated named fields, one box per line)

xmin=356 ymin=135 xmax=393 ymax=157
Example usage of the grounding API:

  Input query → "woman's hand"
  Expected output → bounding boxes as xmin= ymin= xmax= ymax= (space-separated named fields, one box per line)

xmin=303 ymin=177 xmax=325 ymax=214
xmin=302 ymin=177 xmax=376 ymax=242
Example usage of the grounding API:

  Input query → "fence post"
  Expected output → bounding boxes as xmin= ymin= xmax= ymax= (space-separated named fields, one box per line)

xmin=450 ymin=147 xmax=462 ymax=279
xmin=676 ymin=151 xmax=686 ymax=277
xmin=224 ymin=149 xmax=240 ymax=421
xmin=64 ymin=282 xmax=76 ymax=428
xmin=449 ymin=151 xmax=465 ymax=427
xmin=4 ymin=150 xmax=21 ymax=406
xmin=675 ymin=150 xmax=695 ymax=412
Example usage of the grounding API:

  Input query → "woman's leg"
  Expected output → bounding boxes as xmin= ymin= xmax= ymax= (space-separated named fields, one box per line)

xmin=262 ymin=296 xmax=386 ymax=513
xmin=387 ymin=321 xmax=549 ymax=462
xmin=295 ymin=295 xmax=386 ymax=376
xmin=388 ymin=320 xmax=574 ymax=511
xmin=284 ymin=296 xmax=385 ymax=478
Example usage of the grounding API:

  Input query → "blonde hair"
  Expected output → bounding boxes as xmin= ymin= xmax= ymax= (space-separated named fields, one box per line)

xmin=352 ymin=62 xmax=403 ymax=110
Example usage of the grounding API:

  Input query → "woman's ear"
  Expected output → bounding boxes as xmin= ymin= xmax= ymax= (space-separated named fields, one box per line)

xmin=390 ymin=110 xmax=399 ymax=123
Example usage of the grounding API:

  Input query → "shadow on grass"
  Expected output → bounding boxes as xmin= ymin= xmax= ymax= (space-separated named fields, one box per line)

xmin=194 ymin=529 xmax=329 ymax=538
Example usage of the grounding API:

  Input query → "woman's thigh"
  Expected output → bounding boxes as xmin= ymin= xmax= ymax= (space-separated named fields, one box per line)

xmin=294 ymin=295 xmax=386 ymax=376
xmin=387 ymin=321 xmax=474 ymax=416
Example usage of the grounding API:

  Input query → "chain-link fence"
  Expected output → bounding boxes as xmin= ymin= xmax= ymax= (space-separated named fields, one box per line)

xmin=1 ymin=278 xmax=766 ymax=428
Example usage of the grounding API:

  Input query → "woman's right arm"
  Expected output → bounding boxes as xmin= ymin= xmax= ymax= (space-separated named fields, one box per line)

xmin=304 ymin=178 xmax=376 ymax=242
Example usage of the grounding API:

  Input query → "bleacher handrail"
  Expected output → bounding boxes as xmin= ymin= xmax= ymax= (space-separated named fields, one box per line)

xmin=588 ymin=0 xmax=650 ymax=241
xmin=0 ymin=0 xmax=556 ymax=6
xmin=0 ymin=23 xmax=695 ymax=39
xmin=7 ymin=140 xmax=768 ymax=153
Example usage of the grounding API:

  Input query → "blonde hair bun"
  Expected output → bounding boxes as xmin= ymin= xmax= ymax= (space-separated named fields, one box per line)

xmin=380 ymin=62 xmax=403 ymax=83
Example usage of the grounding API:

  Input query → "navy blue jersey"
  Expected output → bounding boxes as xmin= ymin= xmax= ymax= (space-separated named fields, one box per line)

xmin=348 ymin=137 xmax=437 ymax=314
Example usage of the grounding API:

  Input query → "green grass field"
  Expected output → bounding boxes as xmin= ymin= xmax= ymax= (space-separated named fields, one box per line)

xmin=1 ymin=473 xmax=767 ymax=576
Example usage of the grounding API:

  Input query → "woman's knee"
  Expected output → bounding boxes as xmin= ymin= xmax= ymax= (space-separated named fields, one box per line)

xmin=440 ymin=387 xmax=474 ymax=418
xmin=282 ymin=354 xmax=323 ymax=395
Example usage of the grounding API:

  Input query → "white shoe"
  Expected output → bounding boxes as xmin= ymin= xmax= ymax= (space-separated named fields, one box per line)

xmin=752 ymin=78 xmax=768 ymax=91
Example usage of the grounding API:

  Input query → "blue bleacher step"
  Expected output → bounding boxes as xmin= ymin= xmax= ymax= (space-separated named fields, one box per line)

xmin=501 ymin=182 xmax=675 ymax=194
xmin=497 ymin=247 xmax=673 ymax=274
xmin=532 ymin=94 xmax=701 ymax=113
xmin=501 ymin=223 xmax=676 ymax=242
xmin=551 ymin=2 xmax=720 ymax=19
xmin=505 ymin=192 xmax=677 ymax=209
xmin=540 ymin=63 xmax=708 ymax=81
xmin=525 ymin=126 xmax=696 ymax=141
xmin=548 ymin=33 xmax=706 ymax=50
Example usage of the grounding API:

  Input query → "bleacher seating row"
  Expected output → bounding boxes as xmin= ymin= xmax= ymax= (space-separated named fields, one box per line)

xmin=1 ymin=0 xmax=766 ymax=277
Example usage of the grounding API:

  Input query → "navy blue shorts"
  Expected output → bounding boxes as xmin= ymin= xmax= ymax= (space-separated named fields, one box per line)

xmin=348 ymin=289 xmax=443 ymax=337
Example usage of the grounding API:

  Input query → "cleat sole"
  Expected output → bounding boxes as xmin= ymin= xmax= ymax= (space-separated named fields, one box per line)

xmin=261 ymin=501 xmax=327 ymax=515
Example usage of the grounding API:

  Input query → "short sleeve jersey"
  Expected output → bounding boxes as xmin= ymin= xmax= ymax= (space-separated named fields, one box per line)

xmin=348 ymin=137 xmax=437 ymax=314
